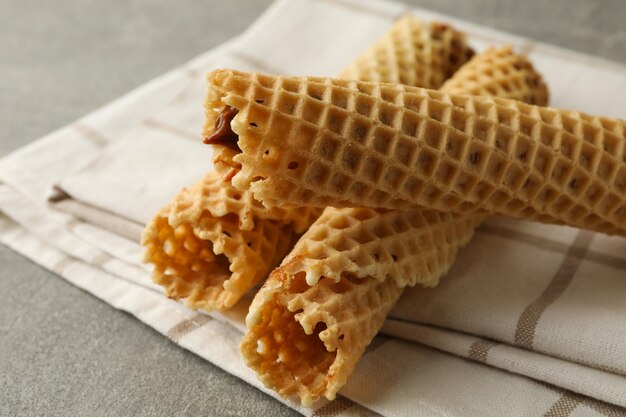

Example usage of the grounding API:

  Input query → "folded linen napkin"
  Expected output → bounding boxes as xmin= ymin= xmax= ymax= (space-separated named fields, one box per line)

xmin=1 ymin=0 xmax=625 ymax=415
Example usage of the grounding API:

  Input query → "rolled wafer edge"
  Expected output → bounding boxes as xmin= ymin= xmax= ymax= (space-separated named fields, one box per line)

xmin=240 ymin=47 xmax=554 ymax=405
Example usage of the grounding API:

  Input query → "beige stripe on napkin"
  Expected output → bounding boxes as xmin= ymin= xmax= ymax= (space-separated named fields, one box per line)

xmin=514 ymin=230 xmax=593 ymax=349
xmin=51 ymin=192 xmax=144 ymax=242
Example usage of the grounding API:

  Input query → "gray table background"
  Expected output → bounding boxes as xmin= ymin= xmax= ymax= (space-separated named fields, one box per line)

xmin=1 ymin=1 xmax=624 ymax=416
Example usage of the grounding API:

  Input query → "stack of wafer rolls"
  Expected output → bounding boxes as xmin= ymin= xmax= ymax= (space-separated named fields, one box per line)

xmin=142 ymin=16 xmax=476 ymax=311
xmin=236 ymin=46 xmax=550 ymax=405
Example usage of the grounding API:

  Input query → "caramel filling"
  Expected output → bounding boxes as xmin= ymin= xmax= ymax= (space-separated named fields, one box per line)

xmin=204 ymin=105 xmax=242 ymax=181
xmin=203 ymin=105 xmax=240 ymax=151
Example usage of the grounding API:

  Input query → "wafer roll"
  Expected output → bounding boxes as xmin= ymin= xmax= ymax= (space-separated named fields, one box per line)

xmin=339 ymin=16 xmax=474 ymax=88
xmin=244 ymin=265 xmax=403 ymax=406
xmin=206 ymin=69 xmax=625 ymax=235
xmin=144 ymin=16 xmax=476 ymax=311
xmin=241 ymin=47 xmax=550 ymax=405
xmin=440 ymin=46 xmax=548 ymax=105
xmin=141 ymin=172 xmax=319 ymax=310
xmin=241 ymin=209 xmax=481 ymax=405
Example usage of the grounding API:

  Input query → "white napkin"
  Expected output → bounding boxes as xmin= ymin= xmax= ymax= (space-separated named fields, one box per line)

xmin=1 ymin=0 xmax=625 ymax=416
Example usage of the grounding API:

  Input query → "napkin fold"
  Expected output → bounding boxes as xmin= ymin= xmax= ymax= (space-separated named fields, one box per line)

xmin=1 ymin=0 xmax=625 ymax=416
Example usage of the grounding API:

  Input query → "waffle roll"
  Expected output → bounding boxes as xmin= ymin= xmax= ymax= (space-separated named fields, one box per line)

xmin=440 ymin=45 xmax=548 ymax=105
xmin=205 ymin=67 xmax=625 ymax=235
xmin=241 ymin=209 xmax=481 ymax=405
xmin=141 ymin=171 xmax=320 ymax=310
xmin=240 ymin=47 xmax=550 ymax=405
xmin=338 ymin=16 xmax=474 ymax=87
xmin=243 ymin=262 xmax=404 ymax=407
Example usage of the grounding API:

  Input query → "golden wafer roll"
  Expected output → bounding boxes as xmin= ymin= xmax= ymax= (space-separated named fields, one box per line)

xmin=242 ymin=209 xmax=480 ymax=406
xmin=206 ymin=69 xmax=625 ymax=236
xmin=244 ymin=269 xmax=403 ymax=406
xmin=339 ymin=16 xmax=474 ymax=88
xmin=440 ymin=46 xmax=548 ymax=105
xmin=240 ymin=47 xmax=550 ymax=405
xmin=141 ymin=172 xmax=319 ymax=310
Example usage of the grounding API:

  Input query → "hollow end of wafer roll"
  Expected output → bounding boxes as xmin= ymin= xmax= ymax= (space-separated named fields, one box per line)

xmin=142 ymin=210 xmax=295 ymax=311
xmin=141 ymin=172 xmax=305 ymax=311
xmin=142 ymin=212 xmax=238 ymax=310
xmin=241 ymin=266 xmax=403 ymax=406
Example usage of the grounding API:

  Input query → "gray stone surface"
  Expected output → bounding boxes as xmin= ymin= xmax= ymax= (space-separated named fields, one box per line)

xmin=0 ymin=0 xmax=624 ymax=416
